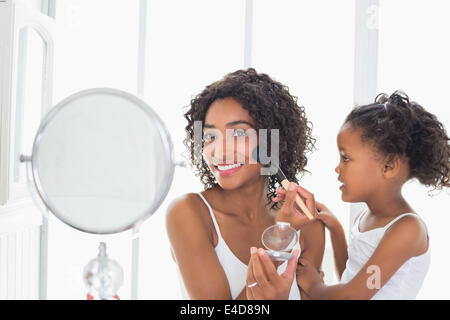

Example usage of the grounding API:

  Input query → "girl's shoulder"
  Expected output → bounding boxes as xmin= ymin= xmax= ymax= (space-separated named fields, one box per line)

xmin=383 ymin=213 xmax=429 ymax=256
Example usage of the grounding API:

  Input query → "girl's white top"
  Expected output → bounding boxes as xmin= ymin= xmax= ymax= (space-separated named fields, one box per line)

xmin=176 ymin=192 xmax=301 ymax=300
xmin=340 ymin=210 xmax=431 ymax=299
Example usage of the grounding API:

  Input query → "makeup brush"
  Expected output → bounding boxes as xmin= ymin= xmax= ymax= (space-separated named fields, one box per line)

xmin=252 ymin=146 xmax=314 ymax=220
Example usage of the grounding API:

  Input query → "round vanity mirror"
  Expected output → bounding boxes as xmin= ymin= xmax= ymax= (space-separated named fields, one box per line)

xmin=24 ymin=88 xmax=175 ymax=234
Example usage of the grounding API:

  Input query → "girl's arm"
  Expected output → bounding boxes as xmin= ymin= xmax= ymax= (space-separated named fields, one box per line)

xmin=299 ymin=220 xmax=326 ymax=269
xmin=166 ymin=194 xmax=235 ymax=299
xmin=315 ymin=201 xmax=348 ymax=280
xmin=298 ymin=219 xmax=326 ymax=299
xmin=328 ymin=222 xmax=348 ymax=279
xmin=297 ymin=214 xmax=428 ymax=299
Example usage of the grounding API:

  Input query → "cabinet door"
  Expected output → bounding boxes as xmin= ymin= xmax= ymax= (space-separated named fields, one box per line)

xmin=0 ymin=1 xmax=55 ymax=206
xmin=0 ymin=0 xmax=57 ymax=300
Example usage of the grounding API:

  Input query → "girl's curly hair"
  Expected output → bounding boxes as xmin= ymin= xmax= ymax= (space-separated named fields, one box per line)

xmin=345 ymin=90 xmax=450 ymax=190
xmin=183 ymin=68 xmax=315 ymax=209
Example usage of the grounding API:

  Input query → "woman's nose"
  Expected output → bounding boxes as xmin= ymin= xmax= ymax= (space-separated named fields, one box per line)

xmin=212 ymin=135 xmax=235 ymax=162
xmin=334 ymin=163 xmax=340 ymax=174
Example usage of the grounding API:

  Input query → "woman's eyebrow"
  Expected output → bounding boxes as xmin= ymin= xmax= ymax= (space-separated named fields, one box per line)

xmin=226 ymin=120 xmax=255 ymax=127
xmin=204 ymin=120 xmax=255 ymax=129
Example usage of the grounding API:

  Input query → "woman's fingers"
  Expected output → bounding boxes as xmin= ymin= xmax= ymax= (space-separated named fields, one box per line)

xmin=296 ymin=185 xmax=317 ymax=217
xmin=257 ymin=249 xmax=280 ymax=283
xmin=276 ymin=183 xmax=315 ymax=217
xmin=246 ymin=283 xmax=255 ymax=299
xmin=286 ymin=183 xmax=298 ymax=202
xmin=246 ymin=253 xmax=255 ymax=297
xmin=247 ymin=248 xmax=264 ymax=299
xmin=252 ymin=249 xmax=270 ymax=289
xmin=272 ymin=196 xmax=283 ymax=202
xmin=280 ymin=183 xmax=298 ymax=212
xmin=296 ymin=185 xmax=313 ymax=199
xmin=272 ymin=188 xmax=286 ymax=203
xmin=281 ymin=249 xmax=300 ymax=283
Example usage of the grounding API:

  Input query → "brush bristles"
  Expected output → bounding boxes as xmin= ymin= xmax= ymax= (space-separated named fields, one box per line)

xmin=275 ymin=168 xmax=287 ymax=183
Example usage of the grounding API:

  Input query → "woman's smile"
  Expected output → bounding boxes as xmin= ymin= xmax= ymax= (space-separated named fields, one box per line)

xmin=214 ymin=162 xmax=244 ymax=177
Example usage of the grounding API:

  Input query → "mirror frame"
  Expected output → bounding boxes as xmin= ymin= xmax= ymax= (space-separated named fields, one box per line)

xmin=29 ymin=87 xmax=175 ymax=234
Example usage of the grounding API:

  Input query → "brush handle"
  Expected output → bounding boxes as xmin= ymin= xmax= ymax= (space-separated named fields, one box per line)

xmin=280 ymin=179 xmax=314 ymax=220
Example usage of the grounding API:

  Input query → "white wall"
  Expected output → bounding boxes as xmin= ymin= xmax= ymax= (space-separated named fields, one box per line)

xmin=377 ymin=0 xmax=450 ymax=299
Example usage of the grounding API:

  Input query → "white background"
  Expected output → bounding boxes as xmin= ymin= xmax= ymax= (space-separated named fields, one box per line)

xmin=10 ymin=0 xmax=450 ymax=299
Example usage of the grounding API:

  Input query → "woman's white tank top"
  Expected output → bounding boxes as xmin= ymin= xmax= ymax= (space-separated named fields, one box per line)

xmin=176 ymin=192 xmax=302 ymax=300
xmin=340 ymin=210 xmax=431 ymax=299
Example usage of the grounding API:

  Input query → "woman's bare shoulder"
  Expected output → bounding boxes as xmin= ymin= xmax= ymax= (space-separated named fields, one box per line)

xmin=165 ymin=192 xmax=211 ymax=234
xmin=167 ymin=192 xmax=202 ymax=212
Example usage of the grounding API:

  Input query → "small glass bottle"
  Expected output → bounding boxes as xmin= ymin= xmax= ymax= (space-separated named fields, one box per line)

xmin=83 ymin=242 xmax=123 ymax=300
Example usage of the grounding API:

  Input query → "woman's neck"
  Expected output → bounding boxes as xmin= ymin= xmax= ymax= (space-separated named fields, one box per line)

xmin=214 ymin=177 xmax=273 ymax=225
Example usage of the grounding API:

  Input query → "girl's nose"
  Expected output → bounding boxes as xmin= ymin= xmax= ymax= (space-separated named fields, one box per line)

xmin=334 ymin=164 xmax=340 ymax=174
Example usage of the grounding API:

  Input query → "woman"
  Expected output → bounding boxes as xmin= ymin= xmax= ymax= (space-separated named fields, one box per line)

xmin=166 ymin=68 xmax=325 ymax=299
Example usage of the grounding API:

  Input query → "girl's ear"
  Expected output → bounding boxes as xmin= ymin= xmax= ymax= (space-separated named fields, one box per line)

xmin=382 ymin=154 xmax=402 ymax=179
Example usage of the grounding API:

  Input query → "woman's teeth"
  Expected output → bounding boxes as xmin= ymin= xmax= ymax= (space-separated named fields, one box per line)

xmin=217 ymin=163 xmax=243 ymax=171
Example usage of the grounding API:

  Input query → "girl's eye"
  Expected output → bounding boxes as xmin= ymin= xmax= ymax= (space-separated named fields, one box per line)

xmin=341 ymin=155 xmax=349 ymax=162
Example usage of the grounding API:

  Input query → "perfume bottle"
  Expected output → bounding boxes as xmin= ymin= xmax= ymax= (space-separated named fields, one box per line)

xmin=83 ymin=242 xmax=123 ymax=300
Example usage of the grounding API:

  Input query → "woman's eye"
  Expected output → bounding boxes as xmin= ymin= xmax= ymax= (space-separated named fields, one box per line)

xmin=233 ymin=129 xmax=247 ymax=137
xmin=341 ymin=155 xmax=349 ymax=162
xmin=203 ymin=133 xmax=215 ymax=142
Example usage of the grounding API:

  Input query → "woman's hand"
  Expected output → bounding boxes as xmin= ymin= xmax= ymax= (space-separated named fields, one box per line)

xmin=315 ymin=201 xmax=342 ymax=232
xmin=272 ymin=182 xmax=317 ymax=230
xmin=246 ymin=247 xmax=300 ymax=300
xmin=296 ymin=257 xmax=325 ymax=295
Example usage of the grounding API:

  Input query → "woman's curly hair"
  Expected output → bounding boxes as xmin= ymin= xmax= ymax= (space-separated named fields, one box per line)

xmin=345 ymin=90 xmax=450 ymax=190
xmin=183 ymin=68 xmax=315 ymax=209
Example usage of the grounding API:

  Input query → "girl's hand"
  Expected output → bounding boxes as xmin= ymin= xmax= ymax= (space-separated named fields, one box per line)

xmin=315 ymin=201 xmax=342 ymax=232
xmin=272 ymin=182 xmax=317 ymax=230
xmin=246 ymin=247 xmax=300 ymax=300
xmin=296 ymin=257 xmax=324 ymax=295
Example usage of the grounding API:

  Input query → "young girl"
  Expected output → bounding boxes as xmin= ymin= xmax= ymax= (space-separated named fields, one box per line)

xmin=247 ymin=91 xmax=449 ymax=299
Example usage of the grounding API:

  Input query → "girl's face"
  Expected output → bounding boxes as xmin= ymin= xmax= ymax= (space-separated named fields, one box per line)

xmin=335 ymin=123 xmax=385 ymax=202
xmin=202 ymin=97 xmax=264 ymax=190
